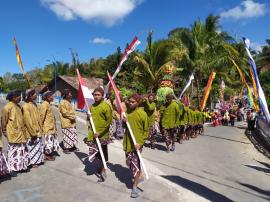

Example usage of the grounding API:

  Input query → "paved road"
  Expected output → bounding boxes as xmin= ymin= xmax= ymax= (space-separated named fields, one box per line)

xmin=0 ymin=100 xmax=270 ymax=202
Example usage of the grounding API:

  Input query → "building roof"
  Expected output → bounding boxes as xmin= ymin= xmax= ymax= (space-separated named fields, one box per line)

xmin=58 ymin=75 xmax=103 ymax=90
xmin=40 ymin=75 xmax=103 ymax=93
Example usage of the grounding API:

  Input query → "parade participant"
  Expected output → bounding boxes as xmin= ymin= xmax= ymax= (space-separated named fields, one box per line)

xmin=1 ymin=90 xmax=28 ymax=176
xmin=40 ymin=91 xmax=59 ymax=161
xmin=123 ymin=93 xmax=149 ymax=198
xmin=176 ymin=101 xmax=185 ymax=144
xmin=59 ymin=89 xmax=77 ymax=154
xmin=229 ymin=110 xmax=236 ymax=127
xmin=0 ymin=125 xmax=10 ymax=176
xmin=86 ymin=87 xmax=112 ymax=182
xmin=143 ymin=93 xmax=157 ymax=149
xmin=160 ymin=94 xmax=180 ymax=152
xmin=22 ymin=89 xmax=44 ymax=168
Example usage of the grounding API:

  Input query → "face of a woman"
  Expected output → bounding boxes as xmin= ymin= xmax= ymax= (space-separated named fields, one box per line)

xmin=148 ymin=95 xmax=155 ymax=102
xmin=128 ymin=98 xmax=138 ymax=110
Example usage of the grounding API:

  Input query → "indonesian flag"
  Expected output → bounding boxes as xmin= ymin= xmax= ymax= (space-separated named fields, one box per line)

xmin=107 ymin=72 xmax=125 ymax=117
xmin=76 ymin=69 xmax=94 ymax=110
xmin=112 ymin=36 xmax=141 ymax=79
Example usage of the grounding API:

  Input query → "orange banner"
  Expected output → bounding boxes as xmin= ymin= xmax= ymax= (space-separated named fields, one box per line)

xmin=200 ymin=71 xmax=216 ymax=111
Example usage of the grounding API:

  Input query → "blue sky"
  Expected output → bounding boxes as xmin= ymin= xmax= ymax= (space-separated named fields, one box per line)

xmin=0 ymin=0 xmax=269 ymax=76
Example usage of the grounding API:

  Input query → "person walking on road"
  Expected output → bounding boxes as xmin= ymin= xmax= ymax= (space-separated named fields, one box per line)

xmin=59 ymin=89 xmax=78 ymax=154
xmin=86 ymin=87 xmax=112 ymax=182
xmin=40 ymin=91 xmax=59 ymax=161
xmin=123 ymin=93 xmax=149 ymax=198
xmin=1 ymin=90 xmax=29 ymax=176
xmin=22 ymin=88 xmax=44 ymax=168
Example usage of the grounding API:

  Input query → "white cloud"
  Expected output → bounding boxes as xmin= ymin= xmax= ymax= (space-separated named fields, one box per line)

xmin=41 ymin=0 xmax=143 ymax=26
xmin=220 ymin=0 xmax=268 ymax=20
xmin=250 ymin=42 xmax=263 ymax=52
xmin=90 ymin=37 xmax=113 ymax=44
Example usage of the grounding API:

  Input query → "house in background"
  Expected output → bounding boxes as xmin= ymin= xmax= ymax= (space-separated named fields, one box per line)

xmin=40 ymin=75 xmax=103 ymax=102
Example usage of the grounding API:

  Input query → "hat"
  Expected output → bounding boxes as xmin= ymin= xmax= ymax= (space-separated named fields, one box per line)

xmin=6 ymin=90 xmax=21 ymax=101
xmin=25 ymin=88 xmax=36 ymax=101
xmin=42 ymin=91 xmax=53 ymax=100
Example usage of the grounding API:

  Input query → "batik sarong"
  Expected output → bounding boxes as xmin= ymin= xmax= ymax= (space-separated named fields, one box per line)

xmin=148 ymin=124 xmax=158 ymax=143
xmin=0 ymin=150 xmax=10 ymax=175
xmin=7 ymin=143 xmax=29 ymax=172
xmin=162 ymin=128 xmax=176 ymax=147
xmin=28 ymin=137 xmax=44 ymax=165
xmin=62 ymin=128 xmax=78 ymax=149
xmin=44 ymin=134 xmax=59 ymax=155
xmin=86 ymin=139 xmax=110 ymax=162
xmin=126 ymin=151 xmax=141 ymax=178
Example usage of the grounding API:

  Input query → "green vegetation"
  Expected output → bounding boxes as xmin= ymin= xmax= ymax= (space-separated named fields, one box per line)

xmin=0 ymin=14 xmax=269 ymax=108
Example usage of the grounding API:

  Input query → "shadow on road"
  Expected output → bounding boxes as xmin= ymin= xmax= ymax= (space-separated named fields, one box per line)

xmin=107 ymin=162 xmax=132 ymax=189
xmin=238 ymin=182 xmax=270 ymax=199
xmin=161 ymin=175 xmax=233 ymax=202
xmin=245 ymin=164 xmax=270 ymax=174
xmin=204 ymin=134 xmax=250 ymax=144
xmin=0 ymin=175 xmax=11 ymax=184
xmin=144 ymin=143 xmax=167 ymax=151
xmin=74 ymin=151 xmax=100 ymax=176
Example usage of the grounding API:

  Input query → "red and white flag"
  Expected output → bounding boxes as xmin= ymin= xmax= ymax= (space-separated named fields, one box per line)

xmin=76 ymin=69 xmax=94 ymax=110
xmin=107 ymin=72 xmax=125 ymax=117
xmin=112 ymin=36 xmax=141 ymax=79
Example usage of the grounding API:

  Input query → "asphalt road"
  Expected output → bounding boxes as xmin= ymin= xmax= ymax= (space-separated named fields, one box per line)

xmin=0 ymin=100 xmax=270 ymax=202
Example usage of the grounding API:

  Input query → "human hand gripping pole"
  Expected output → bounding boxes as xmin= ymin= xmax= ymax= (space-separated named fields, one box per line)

xmin=107 ymin=72 xmax=149 ymax=179
xmin=76 ymin=69 xmax=107 ymax=170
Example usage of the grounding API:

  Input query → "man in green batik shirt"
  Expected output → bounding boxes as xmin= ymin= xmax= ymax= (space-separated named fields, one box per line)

xmin=160 ymin=94 xmax=180 ymax=152
xmin=143 ymin=93 xmax=157 ymax=149
xmin=123 ymin=93 xmax=149 ymax=198
xmin=86 ymin=87 xmax=112 ymax=182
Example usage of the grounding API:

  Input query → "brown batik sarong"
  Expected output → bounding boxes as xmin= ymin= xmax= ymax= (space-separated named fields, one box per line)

xmin=126 ymin=151 xmax=141 ymax=178
xmin=148 ymin=124 xmax=158 ymax=143
xmin=62 ymin=128 xmax=78 ymax=149
xmin=44 ymin=134 xmax=59 ymax=155
xmin=162 ymin=128 xmax=176 ymax=147
xmin=7 ymin=143 xmax=29 ymax=172
xmin=86 ymin=139 xmax=110 ymax=162
xmin=27 ymin=137 xmax=44 ymax=165
xmin=0 ymin=150 xmax=10 ymax=175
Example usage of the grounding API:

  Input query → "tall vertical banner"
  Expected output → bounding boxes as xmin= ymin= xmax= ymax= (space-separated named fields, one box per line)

xmin=249 ymin=67 xmax=258 ymax=99
xmin=13 ymin=37 xmax=30 ymax=87
xmin=200 ymin=71 xmax=216 ymax=111
xmin=230 ymin=58 xmax=255 ymax=108
xmin=220 ymin=80 xmax=225 ymax=102
xmin=179 ymin=74 xmax=194 ymax=99
xmin=76 ymin=69 xmax=108 ymax=169
xmin=107 ymin=72 xmax=149 ymax=180
xmin=243 ymin=38 xmax=270 ymax=123
xmin=104 ymin=36 xmax=141 ymax=95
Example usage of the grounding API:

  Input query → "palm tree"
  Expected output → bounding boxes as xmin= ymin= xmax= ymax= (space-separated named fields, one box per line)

xmin=133 ymin=31 xmax=187 ymax=92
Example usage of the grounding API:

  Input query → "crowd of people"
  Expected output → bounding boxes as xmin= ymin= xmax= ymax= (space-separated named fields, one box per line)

xmin=0 ymin=87 xmax=206 ymax=198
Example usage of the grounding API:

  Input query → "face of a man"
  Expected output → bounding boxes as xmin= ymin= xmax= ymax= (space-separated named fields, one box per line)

xmin=128 ymin=98 xmax=138 ymax=110
xmin=148 ymin=95 xmax=155 ymax=103
xmin=166 ymin=97 xmax=173 ymax=104
xmin=67 ymin=92 xmax=72 ymax=101
xmin=93 ymin=91 xmax=103 ymax=103
xmin=31 ymin=93 xmax=37 ymax=101
xmin=47 ymin=95 xmax=54 ymax=103
xmin=13 ymin=95 xmax=21 ymax=104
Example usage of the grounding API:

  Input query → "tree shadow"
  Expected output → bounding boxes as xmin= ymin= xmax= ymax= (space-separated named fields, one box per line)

xmin=161 ymin=175 xmax=233 ymax=202
xmin=74 ymin=151 xmax=100 ymax=176
xmin=257 ymin=161 xmax=270 ymax=169
xmin=204 ymin=134 xmax=250 ymax=144
xmin=238 ymin=182 xmax=270 ymax=199
xmin=107 ymin=162 xmax=132 ymax=189
xmin=245 ymin=164 xmax=270 ymax=174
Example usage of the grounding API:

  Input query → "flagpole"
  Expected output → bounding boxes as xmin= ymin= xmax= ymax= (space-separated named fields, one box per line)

xmin=107 ymin=72 xmax=149 ymax=179
xmin=76 ymin=69 xmax=108 ymax=170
